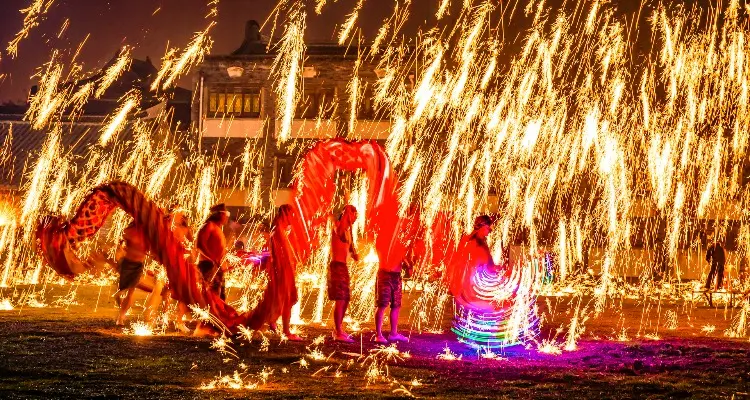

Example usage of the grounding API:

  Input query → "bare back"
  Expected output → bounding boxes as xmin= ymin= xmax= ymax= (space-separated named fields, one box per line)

xmin=122 ymin=225 xmax=148 ymax=262
xmin=197 ymin=221 xmax=227 ymax=264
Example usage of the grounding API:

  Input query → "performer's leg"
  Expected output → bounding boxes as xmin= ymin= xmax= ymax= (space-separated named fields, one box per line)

xmin=175 ymin=302 xmax=191 ymax=333
xmin=282 ymin=306 xmax=303 ymax=341
xmin=705 ymin=264 xmax=716 ymax=290
xmin=374 ymin=271 xmax=389 ymax=343
xmin=333 ymin=300 xmax=346 ymax=335
xmin=387 ymin=272 xmax=407 ymax=342
xmin=117 ymin=288 xmax=136 ymax=325
xmin=716 ymin=263 xmax=725 ymax=290
xmin=388 ymin=307 xmax=408 ymax=342
xmin=390 ymin=307 xmax=400 ymax=335
xmin=143 ymin=280 xmax=164 ymax=322
xmin=375 ymin=306 xmax=388 ymax=343
xmin=112 ymin=289 xmax=125 ymax=307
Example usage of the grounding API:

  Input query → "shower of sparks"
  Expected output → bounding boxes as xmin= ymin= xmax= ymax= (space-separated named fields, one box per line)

xmin=196 ymin=165 xmax=216 ymax=221
xmin=479 ymin=347 xmax=507 ymax=360
xmin=724 ymin=301 xmax=749 ymax=338
xmin=369 ymin=344 xmax=410 ymax=362
xmin=436 ymin=0 xmax=450 ymax=19
xmin=306 ymin=346 xmax=328 ymax=361
xmin=664 ymin=310 xmax=678 ymax=330
xmin=348 ymin=59 xmax=361 ymax=134
xmin=271 ymin=3 xmax=306 ymax=144
xmin=159 ymin=24 xmax=215 ymax=90
xmin=315 ymin=0 xmax=328 ymax=15
xmin=211 ymin=335 xmax=240 ymax=359
xmin=25 ymin=52 xmax=65 ymax=130
xmin=99 ymin=90 xmax=140 ymax=145
xmin=3 ymin=3 xmax=750 ymax=395
xmin=95 ymin=46 xmax=132 ymax=98
xmin=21 ymin=129 xmax=59 ymax=228
xmin=6 ymin=0 xmax=57 ymax=58
xmin=24 ymin=291 xmax=48 ymax=308
xmin=150 ymin=48 xmax=177 ymax=92
xmin=57 ymin=18 xmax=69 ymax=38
xmin=337 ymin=0 xmax=365 ymax=45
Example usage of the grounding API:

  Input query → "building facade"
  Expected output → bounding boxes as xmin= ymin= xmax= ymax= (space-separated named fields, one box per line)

xmin=193 ymin=20 xmax=393 ymax=217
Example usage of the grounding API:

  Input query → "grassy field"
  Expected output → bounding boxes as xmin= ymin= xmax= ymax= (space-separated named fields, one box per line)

xmin=0 ymin=284 xmax=749 ymax=399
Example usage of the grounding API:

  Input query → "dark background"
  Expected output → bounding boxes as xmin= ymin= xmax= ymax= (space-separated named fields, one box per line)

xmin=0 ymin=0 xmax=434 ymax=102
xmin=0 ymin=0 xmax=719 ymax=103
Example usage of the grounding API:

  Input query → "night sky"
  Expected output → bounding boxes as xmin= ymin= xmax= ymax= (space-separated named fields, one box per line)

xmin=0 ymin=0 xmax=433 ymax=102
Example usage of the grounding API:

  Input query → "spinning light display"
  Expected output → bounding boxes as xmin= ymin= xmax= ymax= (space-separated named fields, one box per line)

xmin=450 ymin=254 xmax=542 ymax=349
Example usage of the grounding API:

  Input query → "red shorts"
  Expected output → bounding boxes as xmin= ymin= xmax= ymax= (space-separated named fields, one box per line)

xmin=327 ymin=261 xmax=350 ymax=301
xmin=376 ymin=270 xmax=402 ymax=308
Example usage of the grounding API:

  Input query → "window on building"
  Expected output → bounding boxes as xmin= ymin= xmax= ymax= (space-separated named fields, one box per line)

xmin=356 ymin=85 xmax=390 ymax=120
xmin=296 ymin=87 xmax=336 ymax=119
xmin=207 ymin=88 xmax=261 ymax=118
xmin=276 ymin=156 xmax=296 ymax=187
xmin=358 ymin=89 xmax=376 ymax=120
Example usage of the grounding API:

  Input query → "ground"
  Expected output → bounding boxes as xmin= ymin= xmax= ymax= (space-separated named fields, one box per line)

xmin=0 ymin=285 xmax=749 ymax=399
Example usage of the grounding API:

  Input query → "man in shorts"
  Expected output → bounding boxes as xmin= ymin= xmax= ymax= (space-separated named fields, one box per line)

xmin=115 ymin=221 xmax=148 ymax=326
xmin=329 ymin=205 xmax=360 ymax=343
xmin=374 ymin=250 xmax=412 ymax=344
xmin=194 ymin=203 xmax=230 ymax=337
xmin=196 ymin=203 xmax=230 ymax=300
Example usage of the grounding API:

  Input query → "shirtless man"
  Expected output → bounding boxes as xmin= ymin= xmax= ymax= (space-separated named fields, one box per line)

xmin=196 ymin=203 xmax=230 ymax=300
xmin=115 ymin=221 xmax=148 ymax=326
xmin=374 ymin=248 xmax=413 ymax=344
xmin=329 ymin=205 xmax=360 ymax=343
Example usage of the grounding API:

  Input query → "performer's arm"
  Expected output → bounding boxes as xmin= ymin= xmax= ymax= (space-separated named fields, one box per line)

xmin=336 ymin=221 xmax=359 ymax=261
xmin=348 ymin=227 xmax=359 ymax=261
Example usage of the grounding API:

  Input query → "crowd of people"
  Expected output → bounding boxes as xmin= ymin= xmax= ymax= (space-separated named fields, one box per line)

xmin=111 ymin=197 xmax=744 ymax=342
xmin=111 ymin=202 xmax=457 ymax=343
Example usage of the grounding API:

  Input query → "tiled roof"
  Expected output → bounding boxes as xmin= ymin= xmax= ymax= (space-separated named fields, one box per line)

xmin=0 ymin=121 xmax=138 ymax=187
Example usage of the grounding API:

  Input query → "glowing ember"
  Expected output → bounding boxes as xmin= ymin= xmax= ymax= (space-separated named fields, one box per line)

xmin=123 ymin=321 xmax=154 ymax=337
xmin=701 ymin=325 xmax=716 ymax=335
xmin=0 ymin=298 xmax=13 ymax=310
xmin=306 ymin=347 xmax=328 ymax=361
xmin=293 ymin=358 xmax=309 ymax=369
xmin=436 ymin=346 xmax=462 ymax=361
xmin=537 ymin=339 xmax=563 ymax=355
xmin=479 ymin=347 xmax=507 ymax=361
xmin=199 ymin=370 xmax=260 ymax=391
xmin=312 ymin=334 xmax=326 ymax=346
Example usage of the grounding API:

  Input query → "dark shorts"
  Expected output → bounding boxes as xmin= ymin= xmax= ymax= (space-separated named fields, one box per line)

xmin=376 ymin=270 xmax=402 ymax=308
xmin=198 ymin=260 xmax=226 ymax=301
xmin=118 ymin=258 xmax=144 ymax=291
xmin=327 ymin=261 xmax=350 ymax=301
